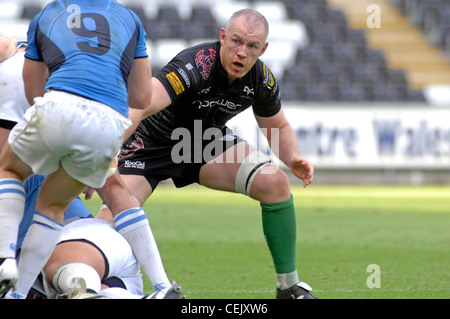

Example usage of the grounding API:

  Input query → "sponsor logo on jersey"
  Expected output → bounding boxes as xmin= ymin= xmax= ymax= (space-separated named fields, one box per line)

xmin=243 ymin=86 xmax=255 ymax=96
xmin=166 ymin=72 xmax=185 ymax=95
xmin=262 ymin=64 xmax=275 ymax=90
xmin=193 ymin=99 xmax=242 ymax=110
xmin=178 ymin=68 xmax=191 ymax=88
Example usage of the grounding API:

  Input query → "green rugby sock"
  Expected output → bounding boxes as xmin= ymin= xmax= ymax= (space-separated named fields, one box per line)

xmin=261 ymin=194 xmax=299 ymax=288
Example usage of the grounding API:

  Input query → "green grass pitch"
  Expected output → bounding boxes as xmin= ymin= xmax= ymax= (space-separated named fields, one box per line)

xmin=82 ymin=184 xmax=450 ymax=299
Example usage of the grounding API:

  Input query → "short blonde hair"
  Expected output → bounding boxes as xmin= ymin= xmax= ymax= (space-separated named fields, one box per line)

xmin=226 ymin=9 xmax=269 ymax=40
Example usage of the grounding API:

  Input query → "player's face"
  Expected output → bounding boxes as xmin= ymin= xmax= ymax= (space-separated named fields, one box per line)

xmin=220 ymin=16 xmax=268 ymax=84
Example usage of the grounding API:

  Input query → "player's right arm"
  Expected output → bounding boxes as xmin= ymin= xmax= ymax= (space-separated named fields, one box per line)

xmin=22 ymin=11 xmax=48 ymax=105
xmin=124 ymin=78 xmax=171 ymax=141
xmin=144 ymin=78 xmax=172 ymax=117
xmin=127 ymin=57 xmax=153 ymax=110
xmin=22 ymin=59 xmax=48 ymax=105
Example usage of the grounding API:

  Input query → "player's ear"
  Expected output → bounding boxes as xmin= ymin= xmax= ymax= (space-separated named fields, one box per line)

xmin=220 ymin=28 xmax=226 ymax=45
xmin=259 ymin=42 xmax=269 ymax=57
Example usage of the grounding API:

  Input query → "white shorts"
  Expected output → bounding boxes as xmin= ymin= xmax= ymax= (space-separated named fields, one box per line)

xmin=8 ymin=90 xmax=131 ymax=188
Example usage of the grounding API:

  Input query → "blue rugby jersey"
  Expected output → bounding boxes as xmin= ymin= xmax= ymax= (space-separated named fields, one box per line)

xmin=25 ymin=0 xmax=148 ymax=117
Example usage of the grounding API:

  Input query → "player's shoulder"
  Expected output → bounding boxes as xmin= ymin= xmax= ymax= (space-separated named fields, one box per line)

xmin=179 ymin=41 xmax=219 ymax=56
xmin=41 ymin=0 xmax=135 ymax=16
xmin=159 ymin=41 xmax=220 ymax=89
xmin=252 ymin=59 xmax=279 ymax=95
xmin=175 ymin=41 xmax=219 ymax=67
xmin=110 ymin=0 xmax=142 ymax=22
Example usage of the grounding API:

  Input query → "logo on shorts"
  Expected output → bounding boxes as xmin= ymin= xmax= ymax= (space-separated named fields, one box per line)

xmin=119 ymin=136 xmax=144 ymax=159
xmin=123 ymin=160 xmax=145 ymax=169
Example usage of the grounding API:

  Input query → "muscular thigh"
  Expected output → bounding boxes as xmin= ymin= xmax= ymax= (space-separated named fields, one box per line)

xmin=199 ymin=141 xmax=255 ymax=192
xmin=120 ymin=173 xmax=153 ymax=206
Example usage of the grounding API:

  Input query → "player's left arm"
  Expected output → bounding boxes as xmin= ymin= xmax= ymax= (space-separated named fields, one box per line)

xmin=22 ymin=59 xmax=48 ymax=105
xmin=255 ymin=109 xmax=314 ymax=187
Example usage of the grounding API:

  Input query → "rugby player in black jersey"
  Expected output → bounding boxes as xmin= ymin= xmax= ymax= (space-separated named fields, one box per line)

xmin=103 ymin=8 xmax=316 ymax=299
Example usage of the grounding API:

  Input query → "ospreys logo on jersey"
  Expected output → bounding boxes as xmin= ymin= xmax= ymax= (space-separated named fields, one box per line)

xmin=195 ymin=48 xmax=216 ymax=80
xmin=262 ymin=64 xmax=275 ymax=90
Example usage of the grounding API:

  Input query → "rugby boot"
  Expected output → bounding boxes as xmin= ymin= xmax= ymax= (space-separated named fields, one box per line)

xmin=276 ymin=281 xmax=317 ymax=299
xmin=145 ymin=281 xmax=185 ymax=299
xmin=0 ymin=258 xmax=17 ymax=295
xmin=62 ymin=277 xmax=108 ymax=299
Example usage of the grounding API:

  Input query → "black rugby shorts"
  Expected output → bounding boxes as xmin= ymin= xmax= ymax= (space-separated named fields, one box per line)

xmin=117 ymin=126 xmax=245 ymax=190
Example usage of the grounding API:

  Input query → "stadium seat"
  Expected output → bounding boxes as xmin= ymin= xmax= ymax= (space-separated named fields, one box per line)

xmin=344 ymin=29 xmax=367 ymax=46
xmin=211 ymin=1 xmax=251 ymax=26
xmin=267 ymin=21 xmax=309 ymax=48
xmin=151 ymin=39 xmax=188 ymax=68
xmin=190 ymin=6 xmax=216 ymax=25
xmin=407 ymin=88 xmax=426 ymax=102
xmin=156 ymin=5 xmax=182 ymax=23
xmin=252 ymin=1 xmax=288 ymax=23
xmin=126 ymin=5 xmax=148 ymax=24
xmin=385 ymin=69 xmax=409 ymax=88
xmin=262 ymin=40 xmax=298 ymax=77
xmin=21 ymin=4 xmax=42 ymax=20
xmin=281 ymin=81 xmax=304 ymax=101
xmin=303 ymin=82 xmax=338 ymax=101
xmin=0 ymin=20 xmax=29 ymax=41
xmin=429 ymin=18 xmax=450 ymax=48
xmin=338 ymin=84 xmax=371 ymax=102
xmin=0 ymin=2 xmax=21 ymax=20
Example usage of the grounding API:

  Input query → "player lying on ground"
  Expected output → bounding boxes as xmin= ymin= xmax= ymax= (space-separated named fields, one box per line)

xmin=38 ymin=198 xmax=184 ymax=299
xmin=1 ymin=173 xmax=183 ymax=299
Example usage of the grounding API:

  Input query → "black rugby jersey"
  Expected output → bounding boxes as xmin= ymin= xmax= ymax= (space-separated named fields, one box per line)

xmin=138 ymin=41 xmax=281 ymax=143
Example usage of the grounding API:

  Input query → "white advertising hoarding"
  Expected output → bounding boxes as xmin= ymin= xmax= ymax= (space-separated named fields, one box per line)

xmin=227 ymin=104 xmax=450 ymax=169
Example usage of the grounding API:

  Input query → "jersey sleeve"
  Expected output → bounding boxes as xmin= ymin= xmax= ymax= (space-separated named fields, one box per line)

xmin=128 ymin=10 xmax=148 ymax=59
xmin=24 ymin=14 xmax=42 ymax=61
xmin=252 ymin=63 xmax=282 ymax=117
xmin=154 ymin=51 xmax=201 ymax=103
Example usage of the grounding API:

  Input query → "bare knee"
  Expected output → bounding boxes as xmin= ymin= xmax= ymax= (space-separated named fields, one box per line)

xmin=250 ymin=167 xmax=291 ymax=204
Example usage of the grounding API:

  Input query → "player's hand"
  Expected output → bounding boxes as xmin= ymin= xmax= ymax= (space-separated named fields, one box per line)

xmin=83 ymin=186 xmax=95 ymax=200
xmin=290 ymin=157 xmax=314 ymax=188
